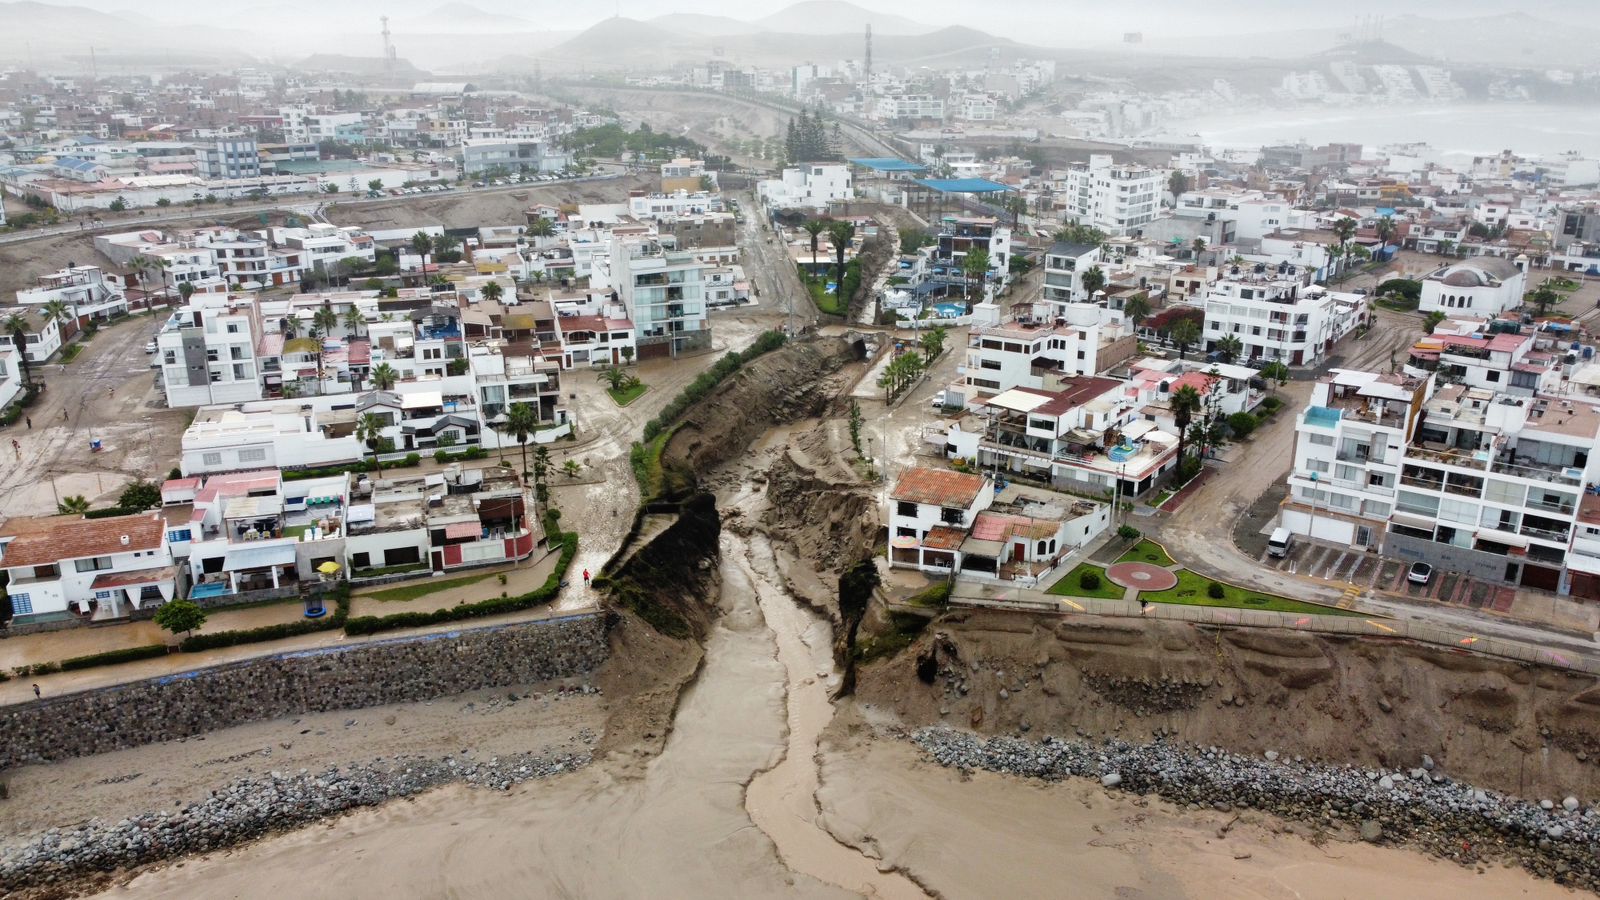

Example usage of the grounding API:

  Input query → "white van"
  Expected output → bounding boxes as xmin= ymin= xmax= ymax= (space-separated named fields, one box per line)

xmin=1267 ymin=527 xmax=1294 ymax=558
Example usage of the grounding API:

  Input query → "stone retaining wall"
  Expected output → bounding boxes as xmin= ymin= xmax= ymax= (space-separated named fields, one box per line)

xmin=0 ymin=613 xmax=609 ymax=769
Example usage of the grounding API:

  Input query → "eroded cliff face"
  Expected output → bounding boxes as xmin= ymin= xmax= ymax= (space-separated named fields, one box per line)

xmin=855 ymin=610 xmax=1600 ymax=800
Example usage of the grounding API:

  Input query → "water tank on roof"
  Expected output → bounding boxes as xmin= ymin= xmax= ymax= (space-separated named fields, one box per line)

xmin=1065 ymin=304 xmax=1098 ymax=327
xmin=1584 ymin=346 xmax=1594 ymax=360
xmin=1159 ymin=380 xmax=1170 ymax=393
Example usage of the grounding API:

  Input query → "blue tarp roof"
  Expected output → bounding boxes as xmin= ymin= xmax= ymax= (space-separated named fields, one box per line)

xmin=849 ymin=157 xmax=926 ymax=173
xmin=914 ymin=178 xmax=1013 ymax=194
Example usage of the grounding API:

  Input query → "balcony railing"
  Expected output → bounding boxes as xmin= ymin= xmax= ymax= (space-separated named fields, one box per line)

xmin=1521 ymin=525 xmax=1571 ymax=544
xmin=1524 ymin=497 xmax=1576 ymax=515
xmin=1399 ymin=474 xmax=1444 ymax=491
xmin=1491 ymin=458 xmax=1583 ymax=487
xmin=1408 ymin=446 xmax=1488 ymax=470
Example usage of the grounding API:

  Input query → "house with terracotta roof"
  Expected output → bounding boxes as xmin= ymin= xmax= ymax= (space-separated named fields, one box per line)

xmin=888 ymin=466 xmax=994 ymax=572
xmin=0 ymin=512 xmax=176 ymax=623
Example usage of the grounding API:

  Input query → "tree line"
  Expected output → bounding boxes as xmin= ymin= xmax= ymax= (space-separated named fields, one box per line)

xmin=785 ymin=107 xmax=843 ymax=164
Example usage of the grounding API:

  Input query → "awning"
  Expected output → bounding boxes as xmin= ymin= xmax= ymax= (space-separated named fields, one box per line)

xmin=1121 ymin=420 xmax=1157 ymax=440
xmin=1390 ymin=511 xmax=1438 ymax=531
xmin=1475 ymin=529 xmax=1530 ymax=548
xmin=222 ymin=543 xmax=296 ymax=570
xmin=444 ymin=521 xmax=482 ymax=540
xmin=91 ymin=566 xmax=175 ymax=590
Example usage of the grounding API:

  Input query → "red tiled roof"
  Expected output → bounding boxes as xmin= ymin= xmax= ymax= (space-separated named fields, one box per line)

xmin=444 ymin=521 xmax=482 ymax=540
xmin=891 ymin=467 xmax=987 ymax=508
xmin=921 ymin=525 xmax=966 ymax=551
xmin=0 ymin=513 xmax=164 ymax=569
xmin=557 ymin=315 xmax=606 ymax=336
xmin=348 ymin=338 xmax=371 ymax=365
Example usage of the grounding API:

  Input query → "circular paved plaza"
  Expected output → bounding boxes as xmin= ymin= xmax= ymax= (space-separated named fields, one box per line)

xmin=1106 ymin=562 xmax=1178 ymax=593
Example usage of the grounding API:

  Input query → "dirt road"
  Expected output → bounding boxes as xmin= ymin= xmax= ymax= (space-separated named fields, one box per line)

xmin=0 ymin=314 xmax=186 ymax=517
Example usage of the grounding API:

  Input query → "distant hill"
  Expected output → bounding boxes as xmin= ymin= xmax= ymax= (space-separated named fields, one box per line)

xmin=650 ymin=13 xmax=761 ymax=38
xmin=403 ymin=2 xmax=531 ymax=33
xmin=1310 ymin=39 xmax=1432 ymax=66
xmin=753 ymin=1 xmax=933 ymax=36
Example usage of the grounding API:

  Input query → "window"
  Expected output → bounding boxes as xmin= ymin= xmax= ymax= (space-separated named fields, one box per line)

xmin=74 ymin=556 xmax=113 ymax=573
xmin=896 ymin=501 xmax=918 ymax=517
xmin=1306 ymin=459 xmax=1330 ymax=473
xmin=1486 ymin=370 xmax=1500 ymax=383
xmin=939 ymin=507 xmax=964 ymax=525
xmin=167 ymin=529 xmax=192 ymax=543
xmin=238 ymin=448 xmax=267 ymax=463
xmin=95 ymin=590 xmax=113 ymax=600
xmin=1335 ymin=464 xmax=1359 ymax=482
xmin=202 ymin=452 xmax=222 ymax=466
xmin=9 ymin=593 xmax=32 ymax=615
xmin=1307 ymin=433 xmax=1334 ymax=446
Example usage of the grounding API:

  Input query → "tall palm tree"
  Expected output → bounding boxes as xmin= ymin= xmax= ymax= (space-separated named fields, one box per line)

xmin=505 ymin=401 xmax=538 ymax=479
xmin=1215 ymin=334 xmax=1244 ymax=364
xmin=41 ymin=298 xmax=72 ymax=332
xmin=312 ymin=305 xmax=338 ymax=336
xmin=527 ymin=217 xmax=555 ymax=239
xmin=801 ymin=219 xmax=827 ymax=275
xmin=370 ymin=362 xmax=399 ymax=391
xmin=1171 ymin=384 xmax=1203 ymax=466
xmin=480 ymin=280 xmax=503 ymax=304
xmin=1437 ymin=239 xmax=1457 ymax=258
xmin=1123 ymin=292 xmax=1151 ymax=335
xmin=1080 ymin=264 xmax=1106 ymax=301
xmin=962 ymin=247 xmax=991 ymax=303
xmin=342 ymin=305 xmax=364 ymax=338
xmin=1191 ymin=237 xmax=1207 ymax=260
xmin=410 ymin=230 xmax=432 ymax=275
xmin=354 ymin=412 xmax=386 ymax=476
xmin=1332 ymin=217 xmax=1358 ymax=260
xmin=827 ymin=220 xmax=856 ymax=304
xmin=1374 ymin=215 xmax=1396 ymax=248
xmin=57 ymin=495 xmax=90 ymax=515
xmin=1168 ymin=318 xmax=1201 ymax=361
xmin=4 ymin=313 xmax=32 ymax=387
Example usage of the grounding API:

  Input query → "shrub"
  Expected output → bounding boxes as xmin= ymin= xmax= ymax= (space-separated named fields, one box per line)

xmin=404 ymin=452 xmax=421 ymax=466
xmin=1079 ymin=570 xmax=1102 ymax=591
xmin=641 ymin=330 xmax=787 ymax=443
xmin=1207 ymin=581 xmax=1227 ymax=599
xmin=1261 ymin=395 xmax=1283 ymax=412
xmin=118 ymin=479 xmax=162 ymax=511
xmin=154 ymin=599 xmax=207 ymax=636
xmin=1227 ymin=411 xmax=1258 ymax=437
xmin=1116 ymin=524 xmax=1141 ymax=540
xmin=58 ymin=644 xmax=168 ymax=671
xmin=167 ymin=466 xmax=183 ymax=480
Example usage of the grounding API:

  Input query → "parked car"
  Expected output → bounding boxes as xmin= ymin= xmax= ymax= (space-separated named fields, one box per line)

xmin=930 ymin=390 xmax=948 ymax=409
xmin=1407 ymin=561 xmax=1434 ymax=585
xmin=143 ymin=340 xmax=157 ymax=353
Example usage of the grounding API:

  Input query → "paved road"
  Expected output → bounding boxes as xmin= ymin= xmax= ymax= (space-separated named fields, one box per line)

xmin=737 ymin=190 xmax=818 ymax=329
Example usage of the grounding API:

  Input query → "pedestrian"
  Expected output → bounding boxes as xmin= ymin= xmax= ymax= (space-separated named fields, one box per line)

xmin=25 ymin=417 xmax=30 ymax=429
xmin=63 ymin=407 xmax=69 ymax=422
xmin=582 ymin=568 xmax=591 ymax=587
xmin=32 ymin=683 xmax=40 ymax=700
xmin=11 ymin=438 xmax=19 ymax=460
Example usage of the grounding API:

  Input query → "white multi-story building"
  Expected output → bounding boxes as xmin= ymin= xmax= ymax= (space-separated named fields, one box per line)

xmin=156 ymin=294 xmax=265 ymax=408
xmin=1418 ymin=258 xmax=1528 ymax=316
xmin=0 ymin=344 xmax=23 ymax=411
xmin=961 ymin=308 xmax=1135 ymax=401
xmin=195 ymin=139 xmax=261 ymax=180
xmin=873 ymin=94 xmax=946 ymax=121
xmin=1055 ymin=154 xmax=1165 ymax=237
xmin=15 ymin=264 xmax=128 ymax=323
xmin=627 ymin=191 xmax=723 ymax=219
xmin=0 ymin=512 xmax=177 ymax=623
xmin=4 ymin=307 xmax=63 ymax=363
xmin=1201 ymin=273 xmax=1368 ymax=367
xmin=461 ymin=138 xmax=570 ymax=175
xmin=272 ymin=224 xmax=377 ymax=277
xmin=1042 ymin=240 xmax=1105 ymax=304
xmin=887 ymin=467 xmax=994 ymax=573
xmin=601 ymin=236 xmax=710 ymax=359
xmin=757 ymin=164 xmax=853 ymax=213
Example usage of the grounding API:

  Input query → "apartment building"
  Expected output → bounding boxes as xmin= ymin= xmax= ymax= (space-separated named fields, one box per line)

xmin=627 ymin=191 xmax=724 ymax=220
xmin=1042 ymin=241 xmax=1104 ymax=304
xmin=603 ymin=236 xmax=710 ymax=359
xmin=272 ymin=224 xmax=377 ymax=276
xmin=461 ymin=138 xmax=569 ymax=175
xmin=156 ymin=294 xmax=265 ymax=408
xmin=1418 ymin=258 xmax=1527 ymax=316
xmin=1403 ymin=322 xmax=1562 ymax=396
xmin=959 ymin=306 xmax=1136 ymax=402
xmin=0 ymin=345 xmax=22 ymax=412
xmin=15 ymin=264 xmax=127 ymax=324
xmin=929 ymin=216 xmax=1011 ymax=299
xmin=195 ymin=138 xmax=261 ymax=180
xmin=756 ymin=164 xmax=853 ymax=212
xmin=1055 ymin=154 xmax=1164 ymax=237
xmin=1284 ymin=369 xmax=1600 ymax=595
xmin=0 ymin=512 xmax=177 ymax=623
xmin=1201 ymin=270 xmax=1368 ymax=367
xmin=873 ymin=94 xmax=946 ymax=121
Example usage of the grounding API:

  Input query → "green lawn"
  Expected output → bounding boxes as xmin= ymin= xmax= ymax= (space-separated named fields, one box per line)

xmin=804 ymin=276 xmax=846 ymax=316
xmin=1046 ymin=563 xmax=1127 ymax=600
xmin=282 ymin=524 xmax=308 ymax=540
xmin=607 ymin=381 xmax=648 ymax=406
xmin=364 ymin=572 xmax=494 ymax=603
xmin=1115 ymin=539 xmax=1175 ymax=567
xmin=59 ymin=343 xmax=84 ymax=363
xmin=1140 ymin=569 xmax=1357 ymax=616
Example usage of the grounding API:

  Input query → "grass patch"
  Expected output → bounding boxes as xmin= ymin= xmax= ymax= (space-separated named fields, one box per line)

xmin=363 ymin=572 xmax=494 ymax=603
xmin=282 ymin=524 xmax=309 ymax=540
xmin=1141 ymin=570 xmax=1357 ymax=616
xmin=1115 ymin=539 xmax=1175 ymax=567
xmin=803 ymin=273 xmax=845 ymax=316
xmin=629 ymin=428 xmax=673 ymax=503
xmin=1149 ymin=489 xmax=1174 ymax=508
xmin=856 ymin=612 xmax=929 ymax=662
xmin=607 ymin=381 xmax=648 ymax=406
xmin=59 ymin=343 xmax=84 ymax=363
xmin=1046 ymin=563 xmax=1127 ymax=600
xmin=903 ymin=582 xmax=952 ymax=609
xmin=352 ymin=563 xmax=429 ymax=578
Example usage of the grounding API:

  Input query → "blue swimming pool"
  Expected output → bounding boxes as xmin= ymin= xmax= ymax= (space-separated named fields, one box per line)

xmin=190 ymin=582 xmax=231 ymax=599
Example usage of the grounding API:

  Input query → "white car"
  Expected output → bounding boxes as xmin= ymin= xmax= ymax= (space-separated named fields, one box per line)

xmin=143 ymin=340 xmax=158 ymax=353
xmin=930 ymin=390 xmax=948 ymax=409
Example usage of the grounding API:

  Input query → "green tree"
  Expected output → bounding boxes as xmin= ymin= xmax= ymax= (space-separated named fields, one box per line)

xmin=1123 ymin=292 xmax=1151 ymax=334
xmin=1528 ymin=281 xmax=1560 ymax=317
xmin=506 ymin=401 xmax=538 ymax=479
xmin=1374 ymin=215 xmax=1396 ymax=247
xmin=1168 ymin=318 xmax=1201 ymax=360
xmin=1215 ymin=333 xmax=1244 ymax=364
xmin=1436 ymin=239 xmax=1456 ymax=258
xmin=57 ymin=495 xmax=89 ymax=515
xmin=370 ymin=362 xmax=399 ymax=391
xmin=118 ymin=479 xmax=160 ymax=511
xmin=899 ymin=228 xmax=931 ymax=255
xmin=1260 ymin=361 xmax=1291 ymax=394
xmin=920 ymin=324 xmax=948 ymax=363
xmin=410 ymin=231 xmax=433 ymax=273
xmin=368 ymin=179 xmax=383 ymax=192
xmin=847 ymin=399 xmax=864 ymax=455
xmin=532 ymin=444 xmax=552 ymax=507
xmin=480 ymin=280 xmax=503 ymax=304
xmin=1192 ymin=237 xmax=1207 ymax=259
xmin=355 ymin=412 xmax=387 ymax=475
xmin=342 ymin=305 xmax=365 ymax=337
xmin=41 ymin=298 xmax=72 ymax=330
xmin=4 ymin=313 xmax=32 ymax=387
xmin=962 ymin=247 xmax=991 ymax=301
xmin=562 ymin=459 xmax=581 ymax=478
xmin=109 ymin=195 xmax=128 ymax=212
xmin=801 ymin=219 xmax=827 ymax=273
xmin=527 ymin=217 xmax=556 ymax=238
xmin=828 ymin=220 xmax=856 ymax=303
xmin=1422 ymin=310 xmax=1447 ymax=334
xmin=600 ymin=366 xmax=630 ymax=392
xmin=1332 ymin=216 xmax=1358 ymax=264
xmin=155 ymin=599 xmax=207 ymax=638
xmin=1168 ymin=170 xmax=1190 ymax=197
xmin=1080 ymin=264 xmax=1106 ymax=300
xmin=1170 ymin=384 xmax=1203 ymax=466
xmin=178 ymin=281 xmax=194 ymax=303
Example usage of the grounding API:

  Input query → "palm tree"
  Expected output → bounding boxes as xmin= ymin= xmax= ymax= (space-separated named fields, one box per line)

xmin=1437 ymin=239 xmax=1457 ymax=258
xmin=410 ymin=230 xmax=432 ymax=274
xmin=920 ymin=325 xmax=948 ymax=363
xmin=1374 ymin=215 xmax=1396 ymax=249
xmin=1332 ymin=217 xmax=1358 ymax=261
xmin=801 ymin=219 xmax=827 ymax=275
xmin=57 ymin=495 xmax=90 ymax=516
xmin=178 ymin=281 xmax=194 ymax=304
xmin=1080 ymin=265 xmax=1106 ymax=302
xmin=4 ymin=313 xmax=32 ymax=387
xmin=1191 ymin=237 xmax=1207 ymax=260
xmin=342 ymin=306 xmax=364 ymax=338
xmin=1171 ymin=384 xmax=1203 ymax=466
xmin=312 ymin=305 xmax=338 ymax=336
xmin=480 ymin=280 xmax=503 ymax=304
xmin=505 ymin=401 xmax=538 ymax=479
xmin=600 ymin=367 xmax=630 ymax=392
xmin=1168 ymin=318 xmax=1201 ymax=360
xmin=41 ymin=297 xmax=73 ymax=333
xmin=1529 ymin=282 xmax=1560 ymax=318
xmin=828 ymin=220 xmax=856 ymax=304
xmin=1215 ymin=334 xmax=1244 ymax=364
xmin=962 ymin=247 xmax=991 ymax=303
xmin=527 ymin=217 xmax=555 ymax=239
xmin=1123 ymin=292 xmax=1151 ymax=335
xmin=370 ymin=362 xmax=399 ymax=391
xmin=354 ymin=412 xmax=386 ymax=476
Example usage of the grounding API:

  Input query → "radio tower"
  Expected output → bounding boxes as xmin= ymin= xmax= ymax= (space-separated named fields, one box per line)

xmin=381 ymin=16 xmax=397 ymax=75
xmin=863 ymin=24 xmax=872 ymax=85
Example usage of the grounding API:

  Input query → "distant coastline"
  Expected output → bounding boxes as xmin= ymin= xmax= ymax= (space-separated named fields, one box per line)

xmin=1158 ymin=102 xmax=1600 ymax=160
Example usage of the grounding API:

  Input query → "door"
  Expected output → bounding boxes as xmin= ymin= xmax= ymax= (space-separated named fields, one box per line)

xmin=1012 ymin=542 xmax=1025 ymax=563
xmin=431 ymin=550 xmax=444 ymax=573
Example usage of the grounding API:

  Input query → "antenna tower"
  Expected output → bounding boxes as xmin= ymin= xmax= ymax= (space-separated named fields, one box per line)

xmin=863 ymin=24 xmax=872 ymax=84
xmin=381 ymin=17 xmax=397 ymax=74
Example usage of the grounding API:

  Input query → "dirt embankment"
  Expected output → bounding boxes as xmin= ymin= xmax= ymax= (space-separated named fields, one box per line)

xmin=661 ymin=336 xmax=863 ymax=487
xmin=853 ymin=610 xmax=1600 ymax=800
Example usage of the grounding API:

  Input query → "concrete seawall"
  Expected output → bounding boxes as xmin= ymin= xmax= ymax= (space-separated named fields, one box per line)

xmin=0 ymin=612 xmax=609 ymax=769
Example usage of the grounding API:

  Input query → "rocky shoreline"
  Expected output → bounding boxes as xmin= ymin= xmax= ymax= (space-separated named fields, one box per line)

xmin=0 ymin=747 xmax=591 ymax=895
xmin=911 ymin=726 xmax=1598 ymax=891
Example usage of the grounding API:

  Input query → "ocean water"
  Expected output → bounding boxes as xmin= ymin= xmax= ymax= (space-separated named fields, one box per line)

xmin=1161 ymin=104 xmax=1600 ymax=161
